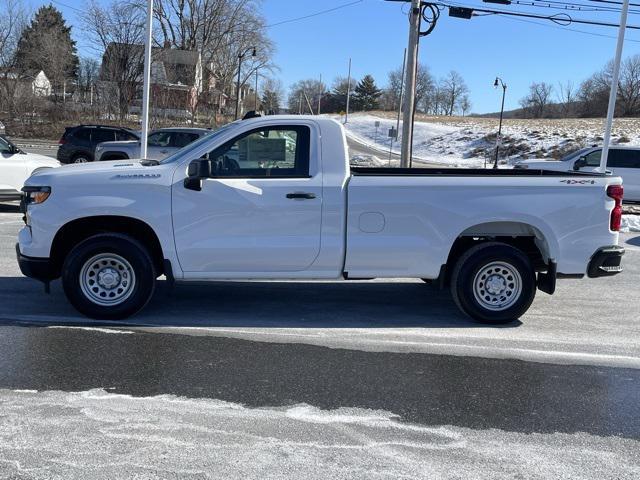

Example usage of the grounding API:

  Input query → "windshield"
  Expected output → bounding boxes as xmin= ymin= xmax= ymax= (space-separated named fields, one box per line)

xmin=159 ymin=123 xmax=238 ymax=164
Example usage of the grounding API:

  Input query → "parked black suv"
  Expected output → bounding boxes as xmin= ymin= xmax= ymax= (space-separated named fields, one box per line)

xmin=57 ymin=125 xmax=139 ymax=164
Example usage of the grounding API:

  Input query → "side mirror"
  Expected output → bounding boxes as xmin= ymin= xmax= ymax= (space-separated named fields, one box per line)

xmin=184 ymin=158 xmax=211 ymax=191
xmin=573 ymin=157 xmax=587 ymax=171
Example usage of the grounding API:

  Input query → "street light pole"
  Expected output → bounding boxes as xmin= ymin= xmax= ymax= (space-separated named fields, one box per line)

xmin=235 ymin=47 xmax=256 ymax=120
xmin=493 ymin=77 xmax=507 ymax=169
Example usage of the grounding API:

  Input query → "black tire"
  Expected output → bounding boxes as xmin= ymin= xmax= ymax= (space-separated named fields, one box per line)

xmin=62 ymin=233 xmax=156 ymax=320
xmin=72 ymin=154 xmax=92 ymax=163
xmin=450 ymin=242 xmax=536 ymax=324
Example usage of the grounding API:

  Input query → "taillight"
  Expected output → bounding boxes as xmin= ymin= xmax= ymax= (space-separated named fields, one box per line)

xmin=58 ymin=137 xmax=67 ymax=145
xmin=607 ymin=184 xmax=624 ymax=231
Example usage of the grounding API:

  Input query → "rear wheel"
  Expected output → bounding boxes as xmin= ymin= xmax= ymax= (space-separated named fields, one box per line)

xmin=450 ymin=242 xmax=536 ymax=324
xmin=72 ymin=155 xmax=91 ymax=163
xmin=62 ymin=234 xmax=156 ymax=320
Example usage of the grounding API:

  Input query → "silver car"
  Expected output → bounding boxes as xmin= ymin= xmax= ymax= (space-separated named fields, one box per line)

xmin=95 ymin=127 xmax=211 ymax=161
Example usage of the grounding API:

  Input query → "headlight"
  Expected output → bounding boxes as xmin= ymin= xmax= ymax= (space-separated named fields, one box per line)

xmin=22 ymin=186 xmax=51 ymax=205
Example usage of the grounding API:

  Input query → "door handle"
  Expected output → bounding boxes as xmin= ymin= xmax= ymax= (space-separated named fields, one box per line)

xmin=286 ymin=192 xmax=316 ymax=199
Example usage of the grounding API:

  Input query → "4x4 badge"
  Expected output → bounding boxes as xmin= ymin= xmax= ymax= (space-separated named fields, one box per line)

xmin=560 ymin=179 xmax=596 ymax=185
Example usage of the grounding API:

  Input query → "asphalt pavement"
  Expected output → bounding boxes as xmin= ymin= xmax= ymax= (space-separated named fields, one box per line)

xmin=1 ymin=203 xmax=639 ymax=478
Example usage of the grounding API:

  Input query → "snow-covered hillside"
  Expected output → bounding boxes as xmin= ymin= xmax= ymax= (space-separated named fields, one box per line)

xmin=339 ymin=113 xmax=640 ymax=168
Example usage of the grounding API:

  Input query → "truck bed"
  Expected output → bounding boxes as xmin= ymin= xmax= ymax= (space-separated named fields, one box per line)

xmin=350 ymin=167 xmax=604 ymax=177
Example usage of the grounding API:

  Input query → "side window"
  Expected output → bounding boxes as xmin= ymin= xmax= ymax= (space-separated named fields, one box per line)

xmin=172 ymin=132 xmax=199 ymax=148
xmin=93 ymin=129 xmax=116 ymax=144
xmin=609 ymin=150 xmax=640 ymax=168
xmin=74 ymin=129 xmax=91 ymax=142
xmin=584 ymin=150 xmax=602 ymax=167
xmin=206 ymin=126 xmax=310 ymax=178
xmin=117 ymin=130 xmax=138 ymax=141
xmin=148 ymin=132 xmax=171 ymax=147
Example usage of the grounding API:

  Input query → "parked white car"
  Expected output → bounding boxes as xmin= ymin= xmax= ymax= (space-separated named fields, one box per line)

xmin=95 ymin=127 xmax=211 ymax=162
xmin=17 ymin=116 xmax=625 ymax=323
xmin=514 ymin=146 xmax=640 ymax=202
xmin=0 ymin=135 xmax=60 ymax=201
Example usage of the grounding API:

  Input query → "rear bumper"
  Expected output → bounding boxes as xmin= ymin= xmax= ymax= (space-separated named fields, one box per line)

xmin=587 ymin=246 xmax=625 ymax=278
xmin=16 ymin=243 xmax=55 ymax=282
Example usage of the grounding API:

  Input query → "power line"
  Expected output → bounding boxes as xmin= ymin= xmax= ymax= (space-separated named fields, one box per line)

xmin=49 ymin=0 xmax=84 ymax=14
xmin=494 ymin=11 xmax=640 ymax=40
xmin=586 ymin=0 xmax=640 ymax=7
xmin=512 ymin=0 xmax=640 ymax=14
xmin=266 ymin=0 xmax=364 ymax=28
xmin=439 ymin=1 xmax=640 ymax=28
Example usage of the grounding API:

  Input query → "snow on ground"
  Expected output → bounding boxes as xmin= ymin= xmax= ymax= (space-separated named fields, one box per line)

xmin=339 ymin=113 xmax=640 ymax=168
xmin=1 ymin=388 xmax=638 ymax=479
xmin=622 ymin=214 xmax=640 ymax=233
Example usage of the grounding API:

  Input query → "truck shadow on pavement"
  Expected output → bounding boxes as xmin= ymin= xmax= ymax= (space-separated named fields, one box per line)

xmin=626 ymin=235 xmax=640 ymax=247
xmin=0 ymin=277 xmax=521 ymax=329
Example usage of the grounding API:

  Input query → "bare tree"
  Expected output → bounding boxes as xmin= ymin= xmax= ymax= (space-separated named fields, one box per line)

xmin=459 ymin=95 xmax=471 ymax=116
xmin=387 ymin=63 xmax=433 ymax=113
xmin=287 ymin=78 xmax=323 ymax=114
xmin=519 ymin=82 xmax=553 ymax=118
xmin=440 ymin=70 xmax=469 ymax=116
xmin=0 ymin=0 xmax=29 ymax=115
xmin=150 ymin=0 xmax=275 ymax=116
xmin=260 ymin=77 xmax=282 ymax=114
xmin=557 ymin=80 xmax=576 ymax=117
xmin=82 ymin=0 xmax=145 ymax=119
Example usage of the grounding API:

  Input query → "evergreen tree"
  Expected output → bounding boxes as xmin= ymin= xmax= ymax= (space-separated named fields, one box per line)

xmin=354 ymin=74 xmax=382 ymax=111
xmin=15 ymin=5 xmax=79 ymax=91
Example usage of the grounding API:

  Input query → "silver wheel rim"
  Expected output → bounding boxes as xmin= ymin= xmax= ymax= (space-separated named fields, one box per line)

xmin=74 ymin=157 xmax=88 ymax=163
xmin=79 ymin=253 xmax=136 ymax=306
xmin=472 ymin=261 xmax=522 ymax=311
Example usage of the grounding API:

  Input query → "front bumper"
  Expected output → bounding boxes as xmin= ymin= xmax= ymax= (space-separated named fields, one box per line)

xmin=16 ymin=243 xmax=56 ymax=282
xmin=587 ymin=246 xmax=625 ymax=278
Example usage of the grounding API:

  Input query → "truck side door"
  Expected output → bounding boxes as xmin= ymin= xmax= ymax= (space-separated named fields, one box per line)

xmin=172 ymin=124 xmax=323 ymax=274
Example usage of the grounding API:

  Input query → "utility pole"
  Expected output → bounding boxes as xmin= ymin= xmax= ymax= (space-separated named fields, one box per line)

xmin=140 ymin=0 xmax=154 ymax=159
xmin=318 ymin=74 xmax=322 ymax=115
xmin=345 ymin=58 xmax=352 ymax=123
xmin=601 ymin=0 xmax=630 ymax=173
xmin=255 ymin=69 xmax=259 ymax=111
xmin=400 ymin=0 xmax=421 ymax=168
xmin=395 ymin=48 xmax=407 ymax=139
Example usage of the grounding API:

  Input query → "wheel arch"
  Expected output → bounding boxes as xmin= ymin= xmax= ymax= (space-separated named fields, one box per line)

xmin=441 ymin=221 xmax=555 ymax=286
xmin=50 ymin=215 xmax=164 ymax=278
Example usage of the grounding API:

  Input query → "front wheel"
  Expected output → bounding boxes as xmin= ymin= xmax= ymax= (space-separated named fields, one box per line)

xmin=62 ymin=234 xmax=156 ymax=320
xmin=450 ymin=242 xmax=536 ymax=324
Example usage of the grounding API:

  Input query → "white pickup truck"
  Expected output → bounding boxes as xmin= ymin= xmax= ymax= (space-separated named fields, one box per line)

xmin=16 ymin=116 xmax=625 ymax=323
